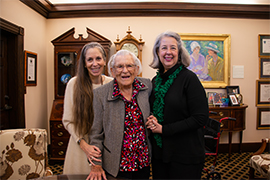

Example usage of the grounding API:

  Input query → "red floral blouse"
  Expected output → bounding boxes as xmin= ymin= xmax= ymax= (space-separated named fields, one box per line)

xmin=112 ymin=79 xmax=149 ymax=172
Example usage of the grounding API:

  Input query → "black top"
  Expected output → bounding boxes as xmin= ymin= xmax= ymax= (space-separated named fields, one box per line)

xmin=149 ymin=63 xmax=209 ymax=164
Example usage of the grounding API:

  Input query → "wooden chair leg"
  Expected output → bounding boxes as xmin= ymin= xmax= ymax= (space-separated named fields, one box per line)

xmin=249 ymin=167 xmax=255 ymax=179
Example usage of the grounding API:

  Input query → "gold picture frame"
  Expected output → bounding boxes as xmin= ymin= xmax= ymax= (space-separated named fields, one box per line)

xmin=259 ymin=58 xmax=270 ymax=79
xmin=257 ymin=107 xmax=270 ymax=130
xmin=179 ymin=33 xmax=231 ymax=88
xmin=256 ymin=80 xmax=270 ymax=106
xmin=258 ymin=34 xmax=270 ymax=58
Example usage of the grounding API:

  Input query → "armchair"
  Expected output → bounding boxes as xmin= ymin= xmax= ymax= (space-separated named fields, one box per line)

xmin=249 ymin=138 xmax=270 ymax=179
xmin=0 ymin=128 xmax=52 ymax=179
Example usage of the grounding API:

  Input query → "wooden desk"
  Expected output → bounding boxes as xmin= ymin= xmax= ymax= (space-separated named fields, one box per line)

xmin=209 ymin=104 xmax=248 ymax=160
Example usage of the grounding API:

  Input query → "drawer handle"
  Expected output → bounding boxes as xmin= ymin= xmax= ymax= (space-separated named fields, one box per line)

xmin=58 ymin=142 xmax=64 ymax=146
xmin=57 ymin=132 xmax=63 ymax=137
xmin=219 ymin=112 xmax=224 ymax=117
xmin=220 ymin=122 xmax=224 ymax=128
xmin=58 ymin=151 xmax=64 ymax=156
xmin=57 ymin=124 xmax=63 ymax=128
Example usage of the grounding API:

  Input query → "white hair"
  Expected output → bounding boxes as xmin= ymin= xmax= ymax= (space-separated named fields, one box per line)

xmin=107 ymin=49 xmax=142 ymax=76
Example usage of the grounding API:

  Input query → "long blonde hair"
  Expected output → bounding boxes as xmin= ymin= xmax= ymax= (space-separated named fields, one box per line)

xmin=72 ymin=42 xmax=106 ymax=136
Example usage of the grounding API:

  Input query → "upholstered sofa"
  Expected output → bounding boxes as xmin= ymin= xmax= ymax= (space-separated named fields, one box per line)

xmin=0 ymin=128 xmax=52 ymax=179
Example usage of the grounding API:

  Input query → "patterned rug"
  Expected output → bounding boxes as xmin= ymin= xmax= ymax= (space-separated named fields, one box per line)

xmin=49 ymin=152 xmax=262 ymax=179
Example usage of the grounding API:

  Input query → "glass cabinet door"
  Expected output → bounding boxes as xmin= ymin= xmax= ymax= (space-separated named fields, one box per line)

xmin=57 ymin=52 xmax=77 ymax=97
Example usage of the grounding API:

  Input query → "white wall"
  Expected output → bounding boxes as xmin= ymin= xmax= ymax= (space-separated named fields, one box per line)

xmin=0 ymin=0 xmax=48 ymax=129
xmin=1 ymin=0 xmax=269 ymax=144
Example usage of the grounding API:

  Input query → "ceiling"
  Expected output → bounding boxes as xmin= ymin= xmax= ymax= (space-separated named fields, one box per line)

xmin=19 ymin=0 xmax=270 ymax=19
xmin=48 ymin=0 xmax=270 ymax=4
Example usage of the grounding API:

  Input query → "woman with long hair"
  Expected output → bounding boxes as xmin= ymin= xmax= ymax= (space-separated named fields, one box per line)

xmin=62 ymin=42 xmax=113 ymax=174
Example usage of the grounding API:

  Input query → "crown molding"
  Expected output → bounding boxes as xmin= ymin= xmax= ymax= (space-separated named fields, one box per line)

xmin=20 ymin=0 xmax=270 ymax=19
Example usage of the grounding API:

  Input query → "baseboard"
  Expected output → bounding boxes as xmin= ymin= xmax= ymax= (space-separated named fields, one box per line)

xmin=218 ymin=142 xmax=269 ymax=153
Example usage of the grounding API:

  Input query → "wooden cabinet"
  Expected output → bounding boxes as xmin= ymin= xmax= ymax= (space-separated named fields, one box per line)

xmin=49 ymin=99 xmax=68 ymax=160
xmin=49 ymin=28 xmax=111 ymax=161
xmin=51 ymin=27 xmax=111 ymax=99
xmin=209 ymin=104 xmax=248 ymax=160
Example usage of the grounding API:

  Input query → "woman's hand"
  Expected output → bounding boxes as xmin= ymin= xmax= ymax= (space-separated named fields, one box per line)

xmin=86 ymin=165 xmax=107 ymax=180
xmin=79 ymin=140 xmax=101 ymax=166
xmin=206 ymin=55 xmax=211 ymax=61
xmin=146 ymin=115 xmax=162 ymax=134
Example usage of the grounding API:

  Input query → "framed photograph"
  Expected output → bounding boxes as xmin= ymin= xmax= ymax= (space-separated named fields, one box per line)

xmin=24 ymin=51 xmax=37 ymax=86
xmin=226 ymin=86 xmax=240 ymax=95
xmin=207 ymin=92 xmax=216 ymax=105
xmin=180 ymin=33 xmax=231 ymax=88
xmin=257 ymin=107 xmax=270 ymax=130
xmin=256 ymin=80 xmax=270 ymax=106
xmin=213 ymin=93 xmax=225 ymax=106
xmin=258 ymin=34 xmax=270 ymax=57
xmin=259 ymin=58 xmax=270 ymax=79
xmin=228 ymin=94 xmax=239 ymax=106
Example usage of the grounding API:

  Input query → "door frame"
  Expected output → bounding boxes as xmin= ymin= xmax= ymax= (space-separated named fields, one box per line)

xmin=0 ymin=18 xmax=25 ymax=128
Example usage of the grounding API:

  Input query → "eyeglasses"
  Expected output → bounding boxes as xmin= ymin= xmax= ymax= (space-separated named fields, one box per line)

xmin=114 ymin=64 xmax=136 ymax=72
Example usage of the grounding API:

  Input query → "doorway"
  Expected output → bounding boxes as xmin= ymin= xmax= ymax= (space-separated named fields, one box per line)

xmin=0 ymin=18 xmax=25 ymax=129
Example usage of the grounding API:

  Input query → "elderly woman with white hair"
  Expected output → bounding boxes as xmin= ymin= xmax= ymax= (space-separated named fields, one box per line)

xmin=86 ymin=49 xmax=154 ymax=180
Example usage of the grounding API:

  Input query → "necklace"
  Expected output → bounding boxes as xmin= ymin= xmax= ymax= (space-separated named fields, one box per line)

xmin=153 ymin=65 xmax=183 ymax=148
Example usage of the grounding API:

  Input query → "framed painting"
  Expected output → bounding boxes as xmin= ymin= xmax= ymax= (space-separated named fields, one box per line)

xmin=257 ymin=107 xmax=270 ymax=130
xmin=179 ymin=33 xmax=231 ymax=88
xmin=24 ymin=50 xmax=37 ymax=86
xmin=259 ymin=58 xmax=270 ymax=79
xmin=258 ymin=34 xmax=270 ymax=57
xmin=256 ymin=80 xmax=270 ymax=106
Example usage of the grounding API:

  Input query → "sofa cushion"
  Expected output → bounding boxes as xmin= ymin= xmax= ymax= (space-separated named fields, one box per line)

xmin=0 ymin=129 xmax=48 ymax=179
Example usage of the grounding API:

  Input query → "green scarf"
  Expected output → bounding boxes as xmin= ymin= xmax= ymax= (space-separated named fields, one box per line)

xmin=153 ymin=65 xmax=183 ymax=148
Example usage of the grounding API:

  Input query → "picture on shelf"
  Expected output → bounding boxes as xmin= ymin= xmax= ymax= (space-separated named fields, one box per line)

xmin=213 ymin=93 xmax=226 ymax=106
xmin=226 ymin=86 xmax=240 ymax=95
xmin=207 ymin=92 xmax=216 ymax=105
xmin=228 ymin=94 xmax=240 ymax=106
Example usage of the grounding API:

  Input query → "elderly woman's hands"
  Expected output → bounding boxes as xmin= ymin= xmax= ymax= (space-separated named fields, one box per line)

xmin=79 ymin=139 xmax=101 ymax=166
xmin=86 ymin=165 xmax=107 ymax=180
xmin=146 ymin=115 xmax=162 ymax=134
